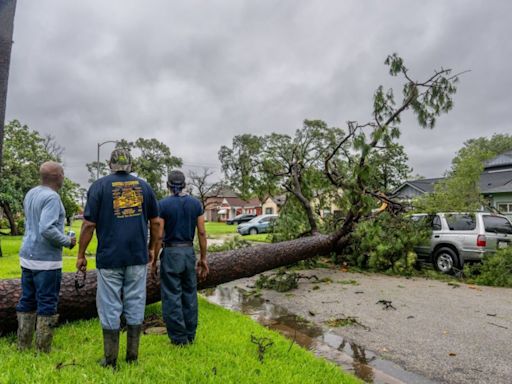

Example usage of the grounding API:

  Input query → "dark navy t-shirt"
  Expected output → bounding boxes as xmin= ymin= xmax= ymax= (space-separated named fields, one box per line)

xmin=84 ymin=173 xmax=159 ymax=269
xmin=158 ymin=194 xmax=203 ymax=243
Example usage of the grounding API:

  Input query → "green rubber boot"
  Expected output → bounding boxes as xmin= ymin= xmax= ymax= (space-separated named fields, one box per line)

xmin=35 ymin=314 xmax=59 ymax=353
xmin=126 ymin=324 xmax=143 ymax=363
xmin=16 ymin=311 xmax=36 ymax=351
xmin=99 ymin=329 xmax=120 ymax=368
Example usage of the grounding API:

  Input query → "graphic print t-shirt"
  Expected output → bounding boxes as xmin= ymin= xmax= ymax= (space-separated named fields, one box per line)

xmin=84 ymin=173 xmax=158 ymax=268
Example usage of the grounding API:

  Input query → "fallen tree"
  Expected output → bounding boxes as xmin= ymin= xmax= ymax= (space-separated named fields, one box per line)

xmin=0 ymin=234 xmax=339 ymax=335
xmin=0 ymin=54 xmax=462 ymax=335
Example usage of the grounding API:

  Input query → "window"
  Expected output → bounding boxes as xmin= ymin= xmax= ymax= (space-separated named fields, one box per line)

xmin=445 ymin=214 xmax=476 ymax=231
xmin=265 ymin=208 xmax=273 ymax=214
xmin=432 ymin=215 xmax=442 ymax=231
xmin=483 ymin=216 xmax=512 ymax=234
xmin=497 ymin=203 xmax=512 ymax=214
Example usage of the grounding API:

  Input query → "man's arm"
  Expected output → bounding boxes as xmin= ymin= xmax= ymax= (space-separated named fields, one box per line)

xmin=76 ymin=219 xmax=96 ymax=272
xmin=196 ymin=215 xmax=208 ymax=280
xmin=148 ymin=217 xmax=161 ymax=264
xmin=39 ymin=196 xmax=74 ymax=248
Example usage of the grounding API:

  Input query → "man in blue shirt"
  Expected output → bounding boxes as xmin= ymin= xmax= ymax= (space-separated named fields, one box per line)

xmin=76 ymin=148 xmax=160 ymax=368
xmin=154 ymin=170 xmax=208 ymax=346
xmin=16 ymin=161 xmax=76 ymax=353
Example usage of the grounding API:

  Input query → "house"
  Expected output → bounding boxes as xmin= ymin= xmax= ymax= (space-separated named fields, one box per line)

xmin=392 ymin=150 xmax=512 ymax=217
xmin=480 ymin=151 xmax=512 ymax=216
xmin=204 ymin=189 xmax=262 ymax=222
xmin=261 ymin=195 xmax=286 ymax=215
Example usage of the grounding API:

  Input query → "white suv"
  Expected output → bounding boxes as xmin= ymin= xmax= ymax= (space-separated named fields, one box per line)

xmin=412 ymin=212 xmax=512 ymax=273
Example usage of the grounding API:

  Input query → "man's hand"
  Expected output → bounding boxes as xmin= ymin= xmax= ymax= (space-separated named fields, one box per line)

xmin=196 ymin=259 xmax=209 ymax=281
xmin=69 ymin=236 xmax=77 ymax=249
xmin=76 ymin=255 xmax=87 ymax=273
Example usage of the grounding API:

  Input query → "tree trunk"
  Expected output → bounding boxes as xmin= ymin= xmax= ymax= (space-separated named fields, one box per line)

xmin=0 ymin=234 xmax=337 ymax=335
xmin=1 ymin=202 xmax=18 ymax=236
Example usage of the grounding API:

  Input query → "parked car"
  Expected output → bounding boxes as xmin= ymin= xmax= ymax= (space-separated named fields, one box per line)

xmin=237 ymin=214 xmax=278 ymax=235
xmin=226 ymin=214 xmax=256 ymax=225
xmin=411 ymin=212 xmax=512 ymax=274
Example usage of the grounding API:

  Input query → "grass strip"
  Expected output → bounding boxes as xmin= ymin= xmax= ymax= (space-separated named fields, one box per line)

xmin=0 ymin=299 xmax=360 ymax=384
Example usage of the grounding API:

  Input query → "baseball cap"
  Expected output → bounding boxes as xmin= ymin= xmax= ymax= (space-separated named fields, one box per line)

xmin=109 ymin=148 xmax=132 ymax=172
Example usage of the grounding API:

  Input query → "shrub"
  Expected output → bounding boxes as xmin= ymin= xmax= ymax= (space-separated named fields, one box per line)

xmin=339 ymin=212 xmax=430 ymax=274
xmin=464 ymin=247 xmax=512 ymax=287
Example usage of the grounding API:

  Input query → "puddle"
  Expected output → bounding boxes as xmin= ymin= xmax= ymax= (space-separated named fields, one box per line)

xmin=203 ymin=286 xmax=437 ymax=384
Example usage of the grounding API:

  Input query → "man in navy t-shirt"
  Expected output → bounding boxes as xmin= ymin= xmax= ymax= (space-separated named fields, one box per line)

xmin=155 ymin=170 xmax=208 ymax=346
xmin=76 ymin=148 xmax=160 ymax=368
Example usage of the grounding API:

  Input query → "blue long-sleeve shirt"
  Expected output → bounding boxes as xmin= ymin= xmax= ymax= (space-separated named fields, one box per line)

xmin=19 ymin=186 xmax=70 ymax=270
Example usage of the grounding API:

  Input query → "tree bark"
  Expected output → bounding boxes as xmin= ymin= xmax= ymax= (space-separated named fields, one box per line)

xmin=0 ymin=234 xmax=337 ymax=335
xmin=1 ymin=202 xmax=18 ymax=236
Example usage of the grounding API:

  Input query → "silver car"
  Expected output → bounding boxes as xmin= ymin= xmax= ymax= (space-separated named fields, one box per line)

xmin=412 ymin=212 xmax=512 ymax=273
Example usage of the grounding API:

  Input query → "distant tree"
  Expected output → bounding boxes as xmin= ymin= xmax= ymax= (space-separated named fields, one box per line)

xmin=218 ymin=134 xmax=264 ymax=200
xmin=59 ymin=178 xmax=81 ymax=226
xmin=0 ymin=120 xmax=63 ymax=235
xmin=367 ymin=143 xmax=412 ymax=193
xmin=188 ymin=168 xmax=222 ymax=210
xmin=85 ymin=137 xmax=182 ymax=198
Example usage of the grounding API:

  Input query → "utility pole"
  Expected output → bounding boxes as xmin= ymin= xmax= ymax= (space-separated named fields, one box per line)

xmin=0 ymin=0 xmax=17 ymax=257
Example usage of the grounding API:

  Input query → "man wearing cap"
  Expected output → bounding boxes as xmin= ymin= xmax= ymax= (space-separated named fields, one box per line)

xmin=16 ymin=161 xmax=76 ymax=353
xmin=154 ymin=170 xmax=208 ymax=346
xmin=76 ymin=148 xmax=160 ymax=368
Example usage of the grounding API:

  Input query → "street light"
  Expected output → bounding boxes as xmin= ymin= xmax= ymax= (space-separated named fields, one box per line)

xmin=97 ymin=140 xmax=118 ymax=180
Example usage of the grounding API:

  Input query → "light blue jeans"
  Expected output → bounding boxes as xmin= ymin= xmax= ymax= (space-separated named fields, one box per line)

xmin=96 ymin=265 xmax=147 ymax=330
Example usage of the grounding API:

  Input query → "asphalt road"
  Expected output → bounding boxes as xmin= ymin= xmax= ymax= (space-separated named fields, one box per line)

xmin=230 ymin=269 xmax=512 ymax=384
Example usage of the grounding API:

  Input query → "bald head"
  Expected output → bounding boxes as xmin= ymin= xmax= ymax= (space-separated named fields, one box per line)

xmin=40 ymin=161 xmax=65 ymax=190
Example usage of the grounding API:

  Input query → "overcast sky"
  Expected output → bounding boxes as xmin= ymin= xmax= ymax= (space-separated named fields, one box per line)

xmin=6 ymin=0 xmax=512 ymax=187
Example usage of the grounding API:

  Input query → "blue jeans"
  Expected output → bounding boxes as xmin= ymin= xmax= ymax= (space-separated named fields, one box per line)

xmin=160 ymin=247 xmax=198 ymax=344
xmin=16 ymin=267 xmax=62 ymax=316
xmin=96 ymin=265 xmax=147 ymax=330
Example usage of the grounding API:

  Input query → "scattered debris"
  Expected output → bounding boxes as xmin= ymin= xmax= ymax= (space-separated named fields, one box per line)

xmin=321 ymin=300 xmax=340 ymax=304
xmin=255 ymin=270 xmax=319 ymax=292
xmin=287 ymin=330 xmax=297 ymax=353
xmin=468 ymin=285 xmax=482 ymax=291
xmin=488 ymin=322 xmax=508 ymax=330
xmin=250 ymin=334 xmax=274 ymax=363
xmin=142 ymin=313 xmax=166 ymax=332
xmin=325 ymin=316 xmax=370 ymax=331
xmin=448 ymin=352 xmax=457 ymax=357
xmin=486 ymin=313 xmax=497 ymax=317
xmin=354 ymin=291 xmax=364 ymax=294
xmin=407 ymin=315 xmax=415 ymax=319
xmin=337 ymin=279 xmax=359 ymax=286
xmin=308 ymin=311 xmax=316 ymax=317
xmin=312 ymin=285 xmax=320 ymax=290
xmin=448 ymin=282 xmax=460 ymax=288
xmin=376 ymin=300 xmax=396 ymax=310
xmin=397 ymin=285 xmax=405 ymax=288
xmin=55 ymin=360 xmax=82 ymax=370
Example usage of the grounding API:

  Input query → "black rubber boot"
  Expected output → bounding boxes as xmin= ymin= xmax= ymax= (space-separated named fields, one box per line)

xmin=16 ymin=311 xmax=36 ymax=351
xmin=35 ymin=314 xmax=59 ymax=353
xmin=126 ymin=324 xmax=142 ymax=363
xmin=99 ymin=329 xmax=120 ymax=368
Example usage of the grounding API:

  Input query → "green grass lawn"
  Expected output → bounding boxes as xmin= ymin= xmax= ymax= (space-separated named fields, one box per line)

xmin=205 ymin=222 xmax=238 ymax=236
xmin=0 ymin=220 xmax=97 ymax=279
xmin=243 ymin=233 xmax=272 ymax=243
xmin=0 ymin=300 xmax=359 ymax=384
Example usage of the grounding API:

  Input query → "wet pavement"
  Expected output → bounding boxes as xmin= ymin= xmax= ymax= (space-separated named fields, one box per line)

xmin=204 ymin=286 xmax=436 ymax=384
xmin=202 ymin=269 xmax=512 ymax=384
